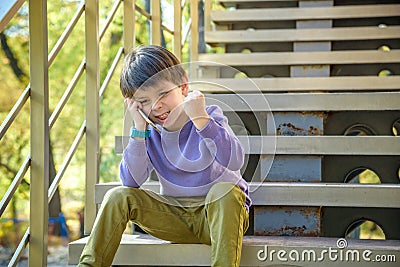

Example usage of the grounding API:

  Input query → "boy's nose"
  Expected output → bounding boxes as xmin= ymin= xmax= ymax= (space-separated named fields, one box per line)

xmin=151 ymin=98 xmax=163 ymax=111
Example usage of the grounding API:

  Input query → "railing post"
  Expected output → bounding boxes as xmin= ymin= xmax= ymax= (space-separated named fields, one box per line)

xmin=151 ymin=0 xmax=161 ymax=45
xmin=124 ymin=0 xmax=135 ymax=53
xmin=198 ymin=0 xmax=206 ymax=53
xmin=204 ymin=0 xmax=211 ymax=32
xmin=190 ymin=0 xmax=199 ymax=61
xmin=173 ymin=0 xmax=182 ymax=60
xmin=84 ymin=0 xmax=100 ymax=235
xmin=29 ymin=0 xmax=49 ymax=265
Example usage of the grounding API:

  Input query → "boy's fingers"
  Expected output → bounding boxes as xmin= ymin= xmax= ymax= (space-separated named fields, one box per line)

xmin=124 ymin=98 xmax=133 ymax=107
xmin=192 ymin=90 xmax=203 ymax=97
xmin=135 ymin=102 xmax=143 ymax=112
xmin=185 ymin=90 xmax=204 ymax=101
xmin=190 ymin=90 xmax=202 ymax=97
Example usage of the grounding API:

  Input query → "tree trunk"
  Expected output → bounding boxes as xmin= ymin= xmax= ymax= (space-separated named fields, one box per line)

xmin=0 ymin=32 xmax=27 ymax=81
xmin=48 ymin=140 xmax=63 ymax=236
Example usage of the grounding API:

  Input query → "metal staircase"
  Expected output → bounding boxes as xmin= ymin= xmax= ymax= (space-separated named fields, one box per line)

xmin=68 ymin=0 xmax=400 ymax=266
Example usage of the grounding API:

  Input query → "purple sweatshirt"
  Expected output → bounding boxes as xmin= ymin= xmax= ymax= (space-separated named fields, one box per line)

xmin=119 ymin=105 xmax=252 ymax=211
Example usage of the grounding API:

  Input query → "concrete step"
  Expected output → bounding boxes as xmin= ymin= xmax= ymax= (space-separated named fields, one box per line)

xmin=190 ymin=76 xmax=400 ymax=93
xmin=202 ymin=92 xmax=400 ymax=111
xmin=115 ymin=135 xmax=400 ymax=155
xmin=205 ymin=26 xmax=400 ymax=44
xmin=217 ymin=0 xmax=294 ymax=8
xmin=197 ymin=50 xmax=400 ymax=66
xmin=211 ymin=4 xmax=400 ymax=23
xmin=94 ymin=182 xmax=400 ymax=208
xmin=69 ymin=234 xmax=400 ymax=266
xmin=116 ymin=92 xmax=400 ymax=113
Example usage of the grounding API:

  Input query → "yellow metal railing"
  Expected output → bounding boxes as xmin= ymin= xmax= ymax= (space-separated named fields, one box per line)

xmin=0 ymin=0 xmax=199 ymax=265
xmin=0 ymin=0 xmax=25 ymax=33
xmin=29 ymin=1 xmax=49 ymax=265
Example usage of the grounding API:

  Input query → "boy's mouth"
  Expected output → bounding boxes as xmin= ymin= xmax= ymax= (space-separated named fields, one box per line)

xmin=155 ymin=111 xmax=170 ymax=122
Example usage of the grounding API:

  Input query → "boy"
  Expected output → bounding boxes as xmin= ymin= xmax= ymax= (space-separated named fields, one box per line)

xmin=78 ymin=45 xmax=251 ymax=267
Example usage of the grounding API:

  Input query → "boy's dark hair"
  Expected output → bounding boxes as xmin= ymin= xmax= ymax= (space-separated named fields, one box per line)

xmin=120 ymin=45 xmax=186 ymax=98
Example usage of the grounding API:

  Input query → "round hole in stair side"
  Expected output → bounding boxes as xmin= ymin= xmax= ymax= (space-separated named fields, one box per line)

xmin=345 ymin=219 xmax=386 ymax=240
xmin=378 ymin=69 xmax=392 ymax=77
xmin=343 ymin=124 xmax=377 ymax=136
xmin=234 ymin=71 xmax=248 ymax=79
xmin=343 ymin=124 xmax=381 ymax=184
xmin=398 ymin=167 xmax=400 ymax=182
xmin=378 ymin=45 xmax=391 ymax=52
xmin=392 ymin=119 xmax=400 ymax=136
xmin=344 ymin=168 xmax=381 ymax=184
xmin=391 ymin=118 xmax=399 ymax=183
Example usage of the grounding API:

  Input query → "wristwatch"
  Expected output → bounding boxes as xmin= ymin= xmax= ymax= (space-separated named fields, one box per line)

xmin=131 ymin=127 xmax=151 ymax=138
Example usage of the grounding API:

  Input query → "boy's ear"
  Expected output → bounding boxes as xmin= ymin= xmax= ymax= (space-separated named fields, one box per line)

xmin=180 ymin=75 xmax=189 ymax=96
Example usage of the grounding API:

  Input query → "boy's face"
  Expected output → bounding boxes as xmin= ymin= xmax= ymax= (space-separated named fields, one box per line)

xmin=133 ymin=80 xmax=188 ymax=126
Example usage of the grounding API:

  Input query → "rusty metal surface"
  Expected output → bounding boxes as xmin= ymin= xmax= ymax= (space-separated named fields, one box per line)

xmin=254 ymin=206 xmax=321 ymax=237
xmin=263 ymin=112 xmax=323 ymax=182
xmin=277 ymin=123 xmax=322 ymax=136
xmin=274 ymin=112 xmax=323 ymax=136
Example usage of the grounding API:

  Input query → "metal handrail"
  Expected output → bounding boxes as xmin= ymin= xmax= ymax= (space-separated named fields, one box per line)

xmin=7 ymin=227 xmax=30 ymax=267
xmin=48 ymin=122 xmax=86 ymax=202
xmin=0 ymin=86 xmax=30 ymax=140
xmin=135 ymin=5 xmax=151 ymax=19
xmin=161 ymin=24 xmax=174 ymax=35
xmin=99 ymin=0 xmax=122 ymax=41
xmin=48 ymin=2 xmax=85 ymax=66
xmin=182 ymin=17 xmax=192 ymax=47
xmin=49 ymin=60 xmax=85 ymax=129
xmin=99 ymin=47 xmax=124 ymax=99
xmin=0 ymin=0 xmax=25 ymax=32
xmin=135 ymin=3 xmax=175 ymax=37
xmin=0 ymin=155 xmax=30 ymax=217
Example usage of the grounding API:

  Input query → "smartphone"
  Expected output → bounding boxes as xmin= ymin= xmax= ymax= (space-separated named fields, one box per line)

xmin=138 ymin=109 xmax=161 ymax=133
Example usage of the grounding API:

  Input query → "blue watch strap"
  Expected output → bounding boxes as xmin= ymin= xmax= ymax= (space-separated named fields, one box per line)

xmin=131 ymin=127 xmax=151 ymax=138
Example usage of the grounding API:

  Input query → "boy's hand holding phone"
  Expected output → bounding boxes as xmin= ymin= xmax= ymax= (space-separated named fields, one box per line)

xmin=183 ymin=90 xmax=210 ymax=130
xmin=124 ymin=98 xmax=147 ymax=130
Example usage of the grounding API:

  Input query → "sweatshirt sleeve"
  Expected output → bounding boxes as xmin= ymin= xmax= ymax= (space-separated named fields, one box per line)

xmin=119 ymin=139 xmax=153 ymax=187
xmin=197 ymin=105 xmax=245 ymax=171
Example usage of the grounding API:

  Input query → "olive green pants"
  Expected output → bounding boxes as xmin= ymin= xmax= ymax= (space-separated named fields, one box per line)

xmin=78 ymin=182 xmax=249 ymax=267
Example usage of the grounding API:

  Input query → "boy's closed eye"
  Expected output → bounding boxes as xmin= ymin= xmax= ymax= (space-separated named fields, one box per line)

xmin=159 ymin=86 xmax=181 ymax=98
xmin=133 ymin=97 xmax=150 ymax=105
xmin=151 ymin=89 xmax=175 ymax=104
xmin=159 ymin=91 xmax=168 ymax=97
xmin=139 ymin=99 xmax=150 ymax=105
xmin=159 ymin=88 xmax=175 ymax=97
